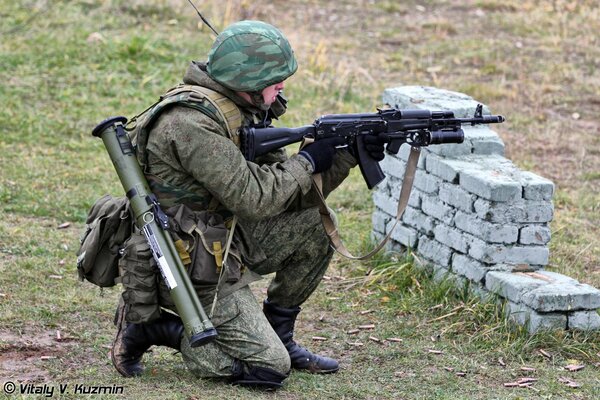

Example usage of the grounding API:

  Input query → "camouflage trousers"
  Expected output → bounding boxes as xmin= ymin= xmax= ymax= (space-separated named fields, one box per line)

xmin=181 ymin=206 xmax=334 ymax=377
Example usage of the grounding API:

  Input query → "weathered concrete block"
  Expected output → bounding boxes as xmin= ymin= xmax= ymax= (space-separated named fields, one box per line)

xmin=519 ymin=225 xmax=552 ymax=245
xmin=460 ymin=167 xmax=521 ymax=202
xmin=519 ymin=171 xmax=555 ymax=201
xmin=521 ymin=283 xmax=600 ymax=312
xmin=414 ymin=169 xmax=441 ymax=194
xmin=469 ymin=240 xmax=549 ymax=265
xmin=383 ymin=86 xmax=491 ymax=118
xmin=402 ymin=206 xmax=435 ymax=235
xmin=434 ymin=224 xmax=470 ymax=253
xmin=463 ymin=125 xmax=505 ymax=156
xmin=438 ymin=182 xmax=476 ymax=213
xmin=390 ymin=224 xmax=418 ymax=248
xmin=372 ymin=211 xmax=389 ymax=234
xmin=380 ymin=155 xmax=407 ymax=180
xmin=454 ymin=211 xmax=518 ymax=244
xmin=417 ymin=236 xmax=453 ymax=267
xmin=505 ymin=302 xmax=567 ymax=332
xmin=421 ymin=194 xmax=456 ymax=222
xmin=425 ymin=154 xmax=468 ymax=183
xmin=372 ymin=192 xmax=397 ymax=217
xmin=452 ymin=254 xmax=488 ymax=283
xmin=568 ymin=311 xmax=600 ymax=331
xmin=474 ymin=199 xmax=554 ymax=224
xmin=485 ymin=271 xmax=547 ymax=303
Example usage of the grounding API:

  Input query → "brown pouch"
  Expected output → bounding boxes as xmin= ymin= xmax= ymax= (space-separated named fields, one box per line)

xmin=166 ymin=205 xmax=243 ymax=286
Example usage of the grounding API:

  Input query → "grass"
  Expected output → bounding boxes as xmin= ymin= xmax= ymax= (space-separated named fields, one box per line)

xmin=1 ymin=0 xmax=599 ymax=398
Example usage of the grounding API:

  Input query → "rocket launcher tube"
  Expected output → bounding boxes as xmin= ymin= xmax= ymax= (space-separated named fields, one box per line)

xmin=92 ymin=116 xmax=217 ymax=347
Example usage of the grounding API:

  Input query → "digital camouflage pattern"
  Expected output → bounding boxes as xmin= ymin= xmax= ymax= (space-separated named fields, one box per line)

xmin=207 ymin=20 xmax=298 ymax=92
xmin=122 ymin=60 xmax=357 ymax=376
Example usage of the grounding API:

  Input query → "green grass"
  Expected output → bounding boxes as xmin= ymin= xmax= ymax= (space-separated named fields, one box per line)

xmin=1 ymin=0 xmax=599 ymax=398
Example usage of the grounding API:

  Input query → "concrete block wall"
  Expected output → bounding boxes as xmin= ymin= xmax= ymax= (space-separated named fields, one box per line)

xmin=372 ymin=86 xmax=600 ymax=333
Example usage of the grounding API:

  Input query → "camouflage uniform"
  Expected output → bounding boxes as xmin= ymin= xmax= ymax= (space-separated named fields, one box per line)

xmin=136 ymin=60 xmax=356 ymax=377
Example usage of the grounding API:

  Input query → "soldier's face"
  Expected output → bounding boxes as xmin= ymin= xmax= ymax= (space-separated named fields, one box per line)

xmin=261 ymin=81 xmax=285 ymax=106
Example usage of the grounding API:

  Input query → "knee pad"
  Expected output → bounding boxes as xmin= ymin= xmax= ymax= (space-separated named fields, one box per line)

xmin=230 ymin=359 xmax=289 ymax=390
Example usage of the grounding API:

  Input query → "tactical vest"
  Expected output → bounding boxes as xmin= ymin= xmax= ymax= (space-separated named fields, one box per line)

xmin=128 ymin=84 xmax=244 ymax=211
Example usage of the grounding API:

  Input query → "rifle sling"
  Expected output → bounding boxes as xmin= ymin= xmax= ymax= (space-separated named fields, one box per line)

xmin=313 ymin=146 xmax=421 ymax=260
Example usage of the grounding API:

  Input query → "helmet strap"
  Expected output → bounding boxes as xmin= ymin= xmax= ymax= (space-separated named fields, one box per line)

xmin=249 ymin=90 xmax=271 ymax=111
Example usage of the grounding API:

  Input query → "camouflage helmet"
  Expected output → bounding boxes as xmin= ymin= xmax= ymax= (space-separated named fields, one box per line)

xmin=207 ymin=20 xmax=298 ymax=92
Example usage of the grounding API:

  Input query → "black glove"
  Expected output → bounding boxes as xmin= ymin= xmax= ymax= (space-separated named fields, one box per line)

xmin=298 ymin=137 xmax=346 ymax=173
xmin=362 ymin=134 xmax=388 ymax=161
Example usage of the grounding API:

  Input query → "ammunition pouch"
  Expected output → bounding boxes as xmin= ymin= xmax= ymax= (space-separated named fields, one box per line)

xmin=118 ymin=205 xmax=243 ymax=323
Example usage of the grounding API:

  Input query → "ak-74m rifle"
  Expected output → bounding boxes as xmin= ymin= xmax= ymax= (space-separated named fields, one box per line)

xmin=241 ymin=104 xmax=505 ymax=189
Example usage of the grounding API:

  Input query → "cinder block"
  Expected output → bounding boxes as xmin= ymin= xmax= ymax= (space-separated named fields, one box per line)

xmin=425 ymin=155 xmax=469 ymax=183
xmin=372 ymin=211 xmax=390 ymax=234
xmin=469 ymin=240 xmax=549 ymax=265
xmin=380 ymin=155 xmax=407 ymax=180
xmin=382 ymin=86 xmax=490 ymax=118
xmin=414 ymin=169 xmax=442 ymax=194
xmin=434 ymin=224 xmax=470 ymax=253
xmin=438 ymin=183 xmax=476 ymax=213
xmin=464 ymin=125 xmax=505 ymax=156
xmin=372 ymin=192 xmax=397 ymax=217
xmin=454 ymin=211 xmax=518 ymax=244
xmin=402 ymin=206 xmax=435 ymax=235
xmin=452 ymin=254 xmax=488 ymax=283
xmin=474 ymin=199 xmax=554 ymax=223
xmin=505 ymin=302 xmax=567 ymax=332
xmin=569 ymin=311 xmax=600 ymax=331
xmin=417 ymin=236 xmax=453 ymax=267
xmin=520 ymin=171 xmax=554 ymax=201
xmin=421 ymin=194 xmax=456 ymax=222
xmin=460 ymin=168 xmax=521 ymax=202
xmin=521 ymin=283 xmax=600 ymax=312
xmin=485 ymin=271 xmax=547 ymax=303
xmin=519 ymin=225 xmax=551 ymax=245
xmin=390 ymin=224 xmax=418 ymax=248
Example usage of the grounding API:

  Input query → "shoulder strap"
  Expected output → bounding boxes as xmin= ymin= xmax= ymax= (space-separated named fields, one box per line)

xmin=132 ymin=84 xmax=244 ymax=167
xmin=163 ymin=84 xmax=243 ymax=146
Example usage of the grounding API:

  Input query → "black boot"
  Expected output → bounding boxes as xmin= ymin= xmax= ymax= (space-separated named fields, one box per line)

xmin=111 ymin=304 xmax=184 ymax=377
xmin=230 ymin=359 xmax=288 ymax=390
xmin=263 ymin=299 xmax=339 ymax=374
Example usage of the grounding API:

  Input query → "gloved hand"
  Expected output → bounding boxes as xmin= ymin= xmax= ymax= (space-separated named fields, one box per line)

xmin=298 ymin=137 xmax=346 ymax=174
xmin=362 ymin=134 xmax=388 ymax=161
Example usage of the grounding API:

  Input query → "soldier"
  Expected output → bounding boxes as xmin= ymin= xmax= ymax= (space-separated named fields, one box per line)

xmin=110 ymin=20 xmax=385 ymax=389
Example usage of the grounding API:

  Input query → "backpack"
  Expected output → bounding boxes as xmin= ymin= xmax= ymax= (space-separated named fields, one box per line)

xmin=76 ymin=194 xmax=132 ymax=287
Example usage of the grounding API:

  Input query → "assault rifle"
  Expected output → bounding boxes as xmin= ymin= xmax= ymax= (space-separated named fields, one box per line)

xmin=242 ymin=104 xmax=505 ymax=189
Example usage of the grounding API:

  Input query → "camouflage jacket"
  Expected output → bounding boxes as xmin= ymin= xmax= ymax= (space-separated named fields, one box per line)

xmin=144 ymin=62 xmax=357 ymax=266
